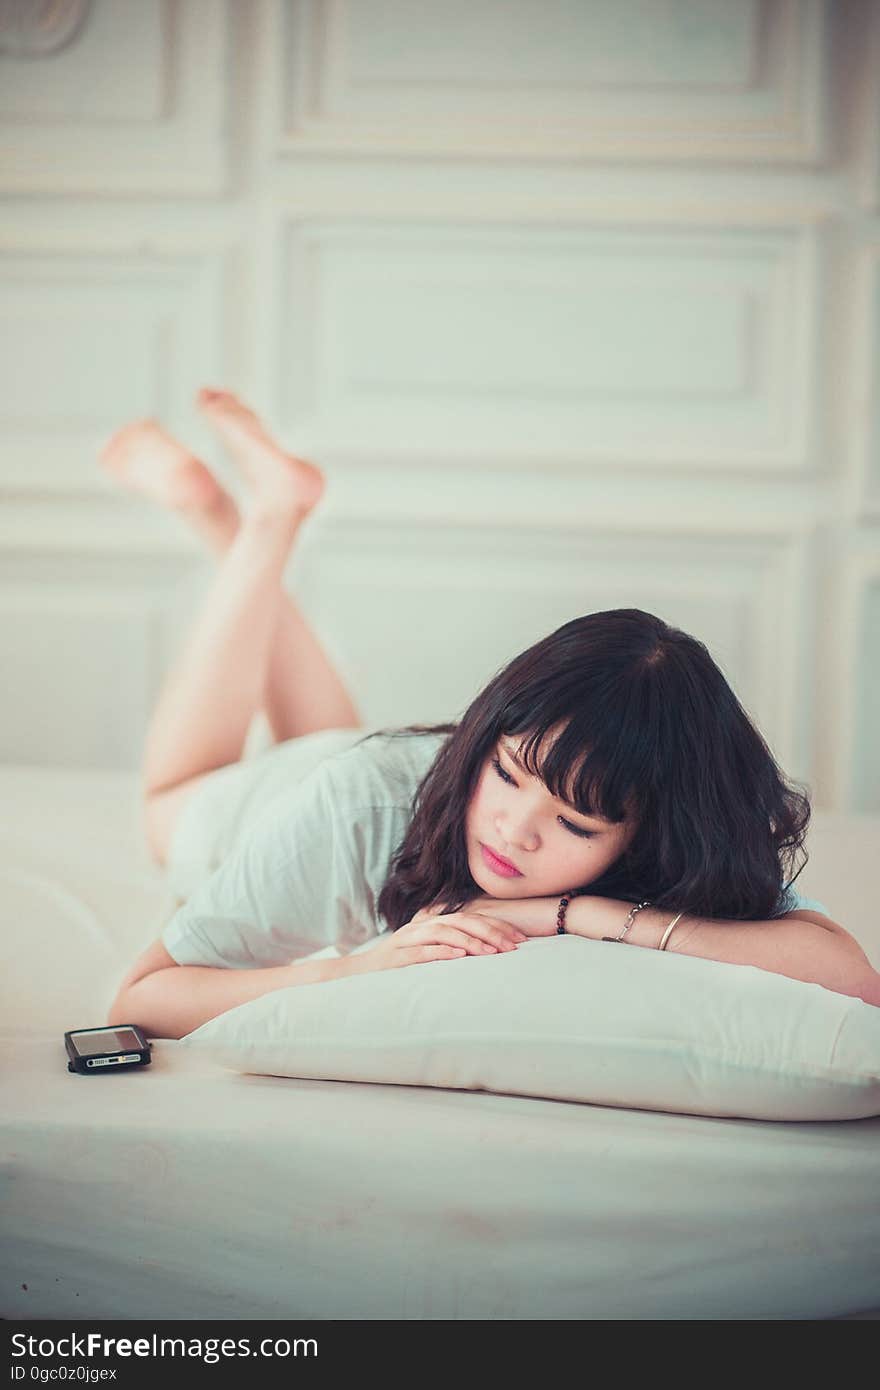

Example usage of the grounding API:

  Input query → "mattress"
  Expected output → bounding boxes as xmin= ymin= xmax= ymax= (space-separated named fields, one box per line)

xmin=2 ymin=761 xmax=879 ymax=1321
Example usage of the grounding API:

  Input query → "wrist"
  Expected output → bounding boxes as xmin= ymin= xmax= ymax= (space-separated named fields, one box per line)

xmin=288 ymin=953 xmax=359 ymax=985
xmin=564 ymin=896 xmax=672 ymax=949
xmin=472 ymin=897 xmax=557 ymax=935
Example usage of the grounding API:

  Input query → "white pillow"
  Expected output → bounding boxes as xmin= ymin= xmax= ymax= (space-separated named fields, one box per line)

xmin=179 ymin=936 xmax=880 ymax=1122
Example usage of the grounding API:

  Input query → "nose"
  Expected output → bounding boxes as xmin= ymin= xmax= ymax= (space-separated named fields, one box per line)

xmin=495 ymin=808 xmax=540 ymax=853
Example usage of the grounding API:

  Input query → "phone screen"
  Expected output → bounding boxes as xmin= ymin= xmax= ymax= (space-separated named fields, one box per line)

xmin=71 ymin=1027 xmax=143 ymax=1056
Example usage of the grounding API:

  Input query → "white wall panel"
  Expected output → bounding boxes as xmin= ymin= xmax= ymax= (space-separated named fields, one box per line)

xmin=855 ymin=243 xmax=880 ymax=518
xmin=0 ymin=245 xmax=232 ymax=496
xmin=0 ymin=0 xmax=875 ymax=807
xmin=278 ymin=0 xmax=828 ymax=164
xmin=277 ymin=219 xmax=820 ymax=470
xmin=0 ymin=554 xmax=189 ymax=768
xmin=839 ymin=549 xmax=880 ymax=813
xmin=289 ymin=517 xmax=814 ymax=778
xmin=852 ymin=570 xmax=880 ymax=813
xmin=856 ymin=0 xmax=880 ymax=210
xmin=0 ymin=0 xmax=228 ymax=194
xmin=0 ymin=3 xmax=164 ymax=123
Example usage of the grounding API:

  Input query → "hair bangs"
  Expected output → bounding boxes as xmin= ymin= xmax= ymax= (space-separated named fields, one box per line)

xmin=502 ymin=713 xmax=642 ymax=827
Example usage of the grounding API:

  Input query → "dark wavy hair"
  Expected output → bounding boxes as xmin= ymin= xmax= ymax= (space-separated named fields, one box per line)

xmin=350 ymin=608 xmax=811 ymax=931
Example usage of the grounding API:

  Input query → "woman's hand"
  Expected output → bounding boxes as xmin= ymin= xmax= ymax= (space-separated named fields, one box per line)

xmin=451 ymin=893 xmax=507 ymax=918
xmin=450 ymin=894 xmax=562 ymax=937
xmin=346 ymin=909 xmax=527 ymax=976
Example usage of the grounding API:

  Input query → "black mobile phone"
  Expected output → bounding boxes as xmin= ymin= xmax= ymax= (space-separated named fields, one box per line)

xmin=64 ymin=1025 xmax=152 ymax=1074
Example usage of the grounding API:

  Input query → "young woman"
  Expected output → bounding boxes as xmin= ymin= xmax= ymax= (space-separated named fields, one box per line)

xmin=105 ymin=390 xmax=880 ymax=1039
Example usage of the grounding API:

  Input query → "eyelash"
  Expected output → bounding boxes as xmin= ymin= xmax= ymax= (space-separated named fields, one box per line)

xmin=490 ymin=757 xmax=596 ymax=839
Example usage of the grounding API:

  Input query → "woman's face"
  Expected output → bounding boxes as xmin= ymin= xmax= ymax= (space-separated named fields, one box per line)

xmin=464 ymin=732 xmax=637 ymax=899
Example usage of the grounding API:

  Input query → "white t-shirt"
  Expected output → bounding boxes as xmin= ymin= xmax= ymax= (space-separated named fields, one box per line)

xmin=161 ymin=729 xmax=830 ymax=969
xmin=162 ymin=731 xmax=448 ymax=968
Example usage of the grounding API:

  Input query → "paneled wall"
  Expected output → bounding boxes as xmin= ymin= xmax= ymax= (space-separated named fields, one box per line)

xmin=0 ymin=0 xmax=878 ymax=811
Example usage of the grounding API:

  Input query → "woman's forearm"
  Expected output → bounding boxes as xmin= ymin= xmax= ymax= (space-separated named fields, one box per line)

xmin=477 ymin=895 xmax=880 ymax=1005
xmin=107 ymin=953 xmax=355 ymax=1041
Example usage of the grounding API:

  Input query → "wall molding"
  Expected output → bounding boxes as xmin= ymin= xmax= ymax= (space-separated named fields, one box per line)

xmin=0 ymin=239 xmax=237 ymax=499
xmin=837 ymin=546 xmax=880 ymax=811
xmin=853 ymin=241 xmax=880 ymax=518
xmin=270 ymin=214 xmax=823 ymax=475
xmin=0 ymin=0 xmax=229 ymax=194
xmin=276 ymin=0 xmax=829 ymax=165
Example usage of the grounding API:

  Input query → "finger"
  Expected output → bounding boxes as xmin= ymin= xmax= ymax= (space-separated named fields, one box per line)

xmin=435 ymin=925 xmax=501 ymax=955
xmin=398 ymin=944 xmax=467 ymax=968
xmin=409 ymin=906 xmax=444 ymax=926
xmin=451 ymin=912 xmax=528 ymax=949
xmin=421 ymin=919 xmax=521 ymax=954
xmin=404 ymin=921 xmax=500 ymax=955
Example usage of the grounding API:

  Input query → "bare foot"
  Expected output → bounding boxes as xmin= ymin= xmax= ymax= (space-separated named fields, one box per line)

xmin=99 ymin=420 xmax=224 ymax=513
xmin=196 ymin=388 xmax=325 ymax=515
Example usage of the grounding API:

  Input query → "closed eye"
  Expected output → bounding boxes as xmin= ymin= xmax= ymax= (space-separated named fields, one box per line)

xmin=490 ymin=756 xmax=597 ymax=840
xmin=559 ymin=818 xmax=597 ymax=839
xmin=491 ymin=755 xmax=516 ymax=786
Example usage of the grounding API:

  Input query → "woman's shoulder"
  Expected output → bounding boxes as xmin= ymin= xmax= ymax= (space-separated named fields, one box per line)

xmin=776 ymin=884 xmax=831 ymax=917
xmin=318 ymin=726 xmax=451 ymax=810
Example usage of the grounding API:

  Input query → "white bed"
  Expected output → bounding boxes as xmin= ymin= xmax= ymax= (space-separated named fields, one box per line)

xmin=2 ymin=762 xmax=879 ymax=1321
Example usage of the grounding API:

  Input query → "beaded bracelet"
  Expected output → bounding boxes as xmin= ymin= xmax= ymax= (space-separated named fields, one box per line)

xmin=601 ymin=899 xmax=652 ymax=943
xmin=556 ymin=891 xmax=575 ymax=934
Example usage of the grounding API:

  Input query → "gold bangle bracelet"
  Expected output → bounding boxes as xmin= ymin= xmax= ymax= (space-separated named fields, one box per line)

xmin=658 ymin=912 xmax=684 ymax=951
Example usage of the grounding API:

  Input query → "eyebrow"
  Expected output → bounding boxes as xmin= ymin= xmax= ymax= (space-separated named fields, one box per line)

xmin=498 ymin=739 xmax=609 ymax=827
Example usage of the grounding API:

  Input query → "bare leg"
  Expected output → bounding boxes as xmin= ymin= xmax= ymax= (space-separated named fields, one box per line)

xmin=170 ymin=482 xmax=361 ymax=745
xmin=194 ymin=389 xmax=364 ymax=744
xmin=141 ymin=506 xmax=304 ymax=795
xmin=100 ymin=417 xmax=361 ymax=767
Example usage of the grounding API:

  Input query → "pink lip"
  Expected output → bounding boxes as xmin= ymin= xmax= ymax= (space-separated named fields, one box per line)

xmin=480 ymin=843 xmax=523 ymax=878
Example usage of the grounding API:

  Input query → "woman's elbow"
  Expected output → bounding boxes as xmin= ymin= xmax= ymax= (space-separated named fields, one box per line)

xmin=107 ymin=984 xmax=138 ymax=1028
xmin=106 ymin=938 xmax=180 ymax=1028
xmin=105 ymin=975 xmax=183 ymax=1040
xmin=106 ymin=970 xmax=147 ymax=1027
xmin=826 ymin=933 xmax=880 ymax=1005
xmin=855 ymin=965 xmax=880 ymax=1007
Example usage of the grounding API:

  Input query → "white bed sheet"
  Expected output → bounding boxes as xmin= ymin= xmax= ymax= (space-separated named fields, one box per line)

xmin=3 ymin=1033 xmax=880 ymax=1321
xmin=2 ymin=762 xmax=879 ymax=1321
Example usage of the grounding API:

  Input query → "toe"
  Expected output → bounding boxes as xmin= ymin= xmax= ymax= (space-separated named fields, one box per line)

xmin=99 ymin=427 xmax=126 ymax=460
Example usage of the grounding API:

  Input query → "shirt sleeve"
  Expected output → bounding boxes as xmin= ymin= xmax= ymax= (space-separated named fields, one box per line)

xmin=776 ymin=884 xmax=831 ymax=918
xmin=161 ymin=759 xmax=374 ymax=969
